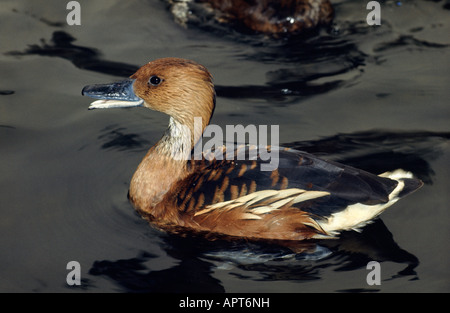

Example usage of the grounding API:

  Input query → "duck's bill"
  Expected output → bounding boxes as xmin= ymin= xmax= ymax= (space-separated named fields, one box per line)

xmin=82 ymin=78 xmax=144 ymax=110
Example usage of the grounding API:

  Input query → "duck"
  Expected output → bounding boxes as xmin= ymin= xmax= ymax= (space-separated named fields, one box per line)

xmin=82 ymin=57 xmax=423 ymax=241
xmin=168 ymin=0 xmax=334 ymax=36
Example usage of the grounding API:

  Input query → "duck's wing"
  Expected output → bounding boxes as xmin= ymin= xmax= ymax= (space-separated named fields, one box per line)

xmin=170 ymin=146 xmax=422 ymax=239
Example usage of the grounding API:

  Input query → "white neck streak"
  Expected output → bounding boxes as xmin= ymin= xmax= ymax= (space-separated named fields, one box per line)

xmin=155 ymin=117 xmax=193 ymax=161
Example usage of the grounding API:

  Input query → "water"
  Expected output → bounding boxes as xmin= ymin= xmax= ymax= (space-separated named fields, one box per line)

xmin=1 ymin=0 xmax=449 ymax=293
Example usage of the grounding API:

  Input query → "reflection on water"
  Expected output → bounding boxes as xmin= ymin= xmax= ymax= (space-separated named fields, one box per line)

xmin=215 ymin=35 xmax=365 ymax=104
xmin=98 ymin=124 xmax=150 ymax=152
xmin=6 ymin=31 xmax=139 ymax=77
xmin=1 ymin=0 xmax=449 ymax=293
xmin=90 ymin=250 xmax=225 ymax=292
xmin=89 ymin=219 xmax=418 ymax=292
xmin=7 ymin=29 xmax=365 ymax=103
xmin=284 ymin=130 xmax=450 ymax=184
xmin=9 ymin=19 xmax=448 ymax=108
xmin=8 ymin=2 xmax=449 ymax=107
xmin=373 ymin=34 xmax=449 ymax=52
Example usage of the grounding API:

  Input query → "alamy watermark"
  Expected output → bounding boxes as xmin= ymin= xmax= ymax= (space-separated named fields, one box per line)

xmin=164 ymin=117 xmax=280 ymax=171
xmin=367 ymin=1 xmax=381 ymax=26
xmin=66 ymin=261 xmax=81 ymax=286
xmin=66 ymin=1 xmax=81 ymax=26
xmin=366 ymin=261 xmax=381 ymax=285
xmin=188 ymin=117 xmax=280 ymax=172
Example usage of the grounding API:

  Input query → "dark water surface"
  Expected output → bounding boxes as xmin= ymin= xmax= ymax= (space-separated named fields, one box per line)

xmin=1 ymin=0 xmax=449 ymax=293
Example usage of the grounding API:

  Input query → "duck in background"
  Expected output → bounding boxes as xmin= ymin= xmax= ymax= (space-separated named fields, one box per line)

xmin=82 ymin=57 xmax=422 ymax=243
xmin=168 ymin=0 xmax=334 ymax=36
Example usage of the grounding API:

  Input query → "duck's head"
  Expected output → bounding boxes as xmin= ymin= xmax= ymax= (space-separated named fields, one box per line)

xmin=82 ymin=58 xmax=216 ymax=143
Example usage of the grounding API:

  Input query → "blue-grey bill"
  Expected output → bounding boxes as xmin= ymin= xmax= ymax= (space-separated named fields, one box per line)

xmin=82 ymin=78 xmax=144 ymax=110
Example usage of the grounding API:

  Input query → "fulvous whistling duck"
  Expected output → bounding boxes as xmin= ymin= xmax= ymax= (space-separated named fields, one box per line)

xmin=169 ymin=0 xmax=334 ymax=36
xmin=82 ymin=57 xmax=422 ymax=241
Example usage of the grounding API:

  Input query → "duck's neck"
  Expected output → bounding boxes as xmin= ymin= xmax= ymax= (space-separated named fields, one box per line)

xmin=128 ymin=116 xmax=204 ymax=217
xmin=156 ymin=117 xmax=194 ymax=161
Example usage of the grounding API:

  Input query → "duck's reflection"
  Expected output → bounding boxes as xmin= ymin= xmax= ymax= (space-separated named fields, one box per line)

xmin=89 ymin=249 xmax=225 ymax=292
xmin=88 ymin=218 xmax=418 ymax=292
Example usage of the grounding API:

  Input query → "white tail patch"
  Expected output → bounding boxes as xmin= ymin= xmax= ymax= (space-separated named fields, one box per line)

xmin=315 ymin=169 xmax=414 ymax=237
xmin=379 ymin=169 xmax=414 ymax=181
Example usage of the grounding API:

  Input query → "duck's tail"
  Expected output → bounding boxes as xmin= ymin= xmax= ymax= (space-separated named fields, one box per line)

xmin=379 ymin=169 xmax=424 ymax=198
xmin=315 ymin=169 xmax=423 ymax=237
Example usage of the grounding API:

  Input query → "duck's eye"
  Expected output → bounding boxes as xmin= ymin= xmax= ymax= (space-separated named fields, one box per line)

xmin=148 ymin=75 xmax=162 ymax=86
